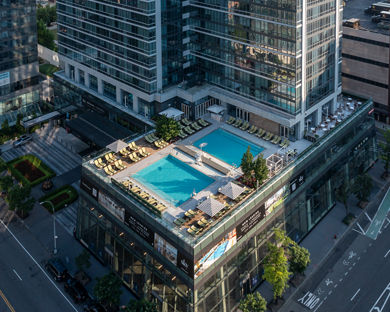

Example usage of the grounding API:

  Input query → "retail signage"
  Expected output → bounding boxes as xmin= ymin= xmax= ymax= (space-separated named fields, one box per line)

xmin=154 ymin=233 xmax=178 ymax=265
xmin=0 ymin=72 xmax=10 ymax=87
xmin=236 ymin=206 xmax=266 ymax=241
xmin=290 ymin=172 xmax=305 ymax=194
xmin=124 ymin=210 xmax=154 ymax=245
xmin=177 ymin=252 xmax=194 ymax=277
xmin=98 ymin=191 xmax=125 ymax=222
xmin=265 ymin=185 xmax=288 ymax=215
xmin=80 ymin=177 xmax=99 ymax=201
xmin=194 ymin=229 xmax=237 ymax=279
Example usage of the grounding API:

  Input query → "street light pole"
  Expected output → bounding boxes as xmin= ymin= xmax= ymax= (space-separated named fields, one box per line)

xmin=40 ymin=201 xmax=57 ymax=255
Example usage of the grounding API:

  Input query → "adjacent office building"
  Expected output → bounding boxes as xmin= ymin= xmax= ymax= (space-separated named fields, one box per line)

xmin=56 ymin=0 xmax=343 ymax=138
xmin=341 ymin=18 xmax=390 ymax=124
xmin=0 ymin=0 xmax=40 ymax=125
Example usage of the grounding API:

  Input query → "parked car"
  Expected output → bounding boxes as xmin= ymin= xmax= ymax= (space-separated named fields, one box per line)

xmin=83 ymin=300 xmax=108 ymax=312
xmin=64 ymin=277 xmax=89 ymax=303
xmin=13 ymin=135 xmax=32 ymax=147
xmin=45 ymin=258 xmax=68 ymax=282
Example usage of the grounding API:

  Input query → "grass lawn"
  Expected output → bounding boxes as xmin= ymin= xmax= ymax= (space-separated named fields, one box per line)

xmin=8 ymin=154 xmax=55 ymax=187
xmin=39 ymin=63 xmax=59 ymax=77
xmin=40 ymin=185 xmax=78 ymax=213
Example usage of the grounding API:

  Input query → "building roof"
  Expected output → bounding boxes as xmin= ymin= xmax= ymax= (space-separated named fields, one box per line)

xmin=159 ymin=107 xmax=184 ymax=119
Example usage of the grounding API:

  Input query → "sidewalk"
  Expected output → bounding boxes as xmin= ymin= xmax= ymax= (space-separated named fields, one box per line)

xmin=2 ymin=199 xmax=135 ymax=309
xmin=256 ymin=159 xmax=386 ymax=308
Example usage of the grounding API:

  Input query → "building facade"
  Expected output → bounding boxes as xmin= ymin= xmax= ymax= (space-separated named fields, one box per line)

xmin=0 ymin=0 xmax=40 ymax=124
xmin=56 ymin=0 xmax=343 ymax=139
xmin=342 ymin=20 xmax=390 ymax=124
xmin=77 ymin=97 xmax=376 ymax=312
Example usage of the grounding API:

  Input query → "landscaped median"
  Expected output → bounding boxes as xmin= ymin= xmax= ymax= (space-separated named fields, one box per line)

xmin=7 ymin=154 xmax=56 ymax=187
xmin=39 ymin=185 xmax=78 ymax=213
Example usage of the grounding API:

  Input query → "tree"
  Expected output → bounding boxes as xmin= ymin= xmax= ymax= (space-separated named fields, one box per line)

xmin=241 ymin=146 xmax=254 ymax=180
xmin=0 ymin=176 xmax=13 ymax=192
xmin=124 ymin=299 xmax=158 ymax=312
xmin=37 ymin=5 xmax=57 ymax=26
xmin=37 ymin=19 xmax=55 ymax=50
xmin=16 ymin=114 xmax=25 ymax=135
xmin=93 ymin=272 xmax=122 ymax=309
xmin=352 ymin=173 xmax=372 ymax=203
xmin=155 ymin=115 xmax=180 ymax=142
xmin=289 ymin=244 xmax=310 ymax=276
xmin=7 ymin=184 xmax=35 ymax=218
xmin=379 ymin=129 xmax=390 ymax=177
xmin=239 ymin=292 xmax=267 ymax=312
xmin=262 ymin=243 xmax=291 ymax=302
xmin=253 ymin=154 xmax=268 ymax=186
xmin=1 ymin=119 xmax=10 ymax=135
xmin=75 ymin=249 xmax=91 ymax=271
xmin=336 ymin=181 xmax=350 ymax=216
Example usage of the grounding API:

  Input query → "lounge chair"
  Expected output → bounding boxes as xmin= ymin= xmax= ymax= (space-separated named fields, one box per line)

xmin=273 ymin=136 xmax=282 ymax=145
xmin=184 ymin=211 xmax=194 ymax=219
xmin=226 ymin=116 xmax=235 ymax=124
xmin=182 ymin=118 xmax=191 ymax=126
xmin=198 ymin=119 xmax=209 ymax=127
xmin=118 ymin=159 xmax=126 ymax=169
xmin=104 ymin=154 xmax=113 ymax=163
xmin=174 ymin=219 xmax=183 ymax=226
xmin=187 ymin=227 xmax=196 ymax=236
xmin=131 ymin=152 xmax=141 ymax=161
xmin=145 ymin=135 xmax=154 ymax=144
xmin=114 ymin=160 xmax=125 ymax=170
xmin=107 ymin=165 xmax=117 ymax=174
xmin=129 ymin=153 xmax=139 ymax=162
xmin=178 ymin=130 xmax=187 ymax=139
xmin=139 ymin=147 xmax=150 ymax=157
xmin=267 ymin=134 xmax=274 ymax=141
xmin=139 ymin=192 xmax=149 ymax=199
xmin=240 ymin=122 xmax=249 ymax=131
xmin=233 ymin=119 xmax=242 ymax=127
xmin=94 ymin=159 xmax=104 ymax=169
xmin=104 ymin=166 xmax=114 ymax=175
xmin=248 ymin=125 xmax=257 ymax=134
xmin=120 ymin=148 xmax=129 ymax=156
xmin=184 ymin=126 xmax=194 ymax=135
xmin=148 ymin=198 xmax=158 ymax=205
xmin=191 ymin=122 xmax=202 ymax=131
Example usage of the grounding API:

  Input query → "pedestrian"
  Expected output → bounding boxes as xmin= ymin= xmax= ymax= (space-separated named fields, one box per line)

xmin=334 ymin=234 xmax=337 ymax=239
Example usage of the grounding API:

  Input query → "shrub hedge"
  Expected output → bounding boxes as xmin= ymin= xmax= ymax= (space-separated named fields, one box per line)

xmin=7 ymin=154 xmax=56 ymax=187
xmin=39 ymin=184 xmax=78 ymax=213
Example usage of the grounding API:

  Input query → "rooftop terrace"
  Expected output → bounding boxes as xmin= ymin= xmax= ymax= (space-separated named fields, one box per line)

xmin=82 ymin=94 xmax=370 ymax=246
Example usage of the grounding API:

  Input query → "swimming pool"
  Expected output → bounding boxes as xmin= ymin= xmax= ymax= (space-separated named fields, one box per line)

xmin=193 ymin=129 xmax=264 ymax=166
xmin=133 ymin=155 xmax=213 ymax=206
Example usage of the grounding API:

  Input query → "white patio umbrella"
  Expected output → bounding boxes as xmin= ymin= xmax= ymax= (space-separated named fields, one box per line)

xmin=219 ymin=182 xmax=245 ymax=200
xmin=106 ymin=140 xmax=128 ymax=153
xmin=197 ymin=197 xmax=225 ymax=217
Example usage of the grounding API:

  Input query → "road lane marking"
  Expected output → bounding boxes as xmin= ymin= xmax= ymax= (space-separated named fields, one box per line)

xmin=351 ymin=289 xmax=360 ymax=301
xmin=0 ymin=219 xmax=78 ymax=312
xmin=384 ymin=249 xmax=390 ymax=258
xmin=12 ymin=269 xmax=22 ymax=281
xmin=369 ymin=281 xmax=390 ymax=312
xmin=0 ymin=289 xmax=15 ymax=312
xmin=313 ymin=300 xmax=323 ymax=312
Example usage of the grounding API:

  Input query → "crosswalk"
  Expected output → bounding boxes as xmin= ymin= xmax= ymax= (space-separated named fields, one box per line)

xmin=55 ymin=181 xmax=80 ymax=235
xmin=1 ymin=131 xmax=81 ymax=175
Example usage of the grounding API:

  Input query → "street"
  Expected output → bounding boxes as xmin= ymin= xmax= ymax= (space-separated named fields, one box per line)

xmin=283 ymin=191 xmax=390 ymax=312
xmin=0 ymin=220 xmax=78 ymax=312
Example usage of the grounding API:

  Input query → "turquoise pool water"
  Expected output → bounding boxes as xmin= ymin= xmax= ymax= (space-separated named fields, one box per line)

xmin=193 ymin=129 xmax=264 ymax=166
xmin=133 ymin=155 xmax=214 ymax=206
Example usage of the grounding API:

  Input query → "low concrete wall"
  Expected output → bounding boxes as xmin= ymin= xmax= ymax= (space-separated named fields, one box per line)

xmin=37 ymin=44 xmax=60 ymax=67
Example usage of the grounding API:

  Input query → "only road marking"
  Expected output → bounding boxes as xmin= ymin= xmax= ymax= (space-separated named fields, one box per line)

xmin=351 ymin=289 xmax=360 ymax=301
xmin=12 ymin=269 xmax=22 ymax=281
xmin=0 ymin=289 xmax=15 ymax=312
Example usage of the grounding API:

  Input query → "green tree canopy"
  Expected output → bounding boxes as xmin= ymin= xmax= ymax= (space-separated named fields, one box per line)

xmin=75 ymin=249 xmax=91 ymax=271
xmin=289 ymin=244 xmax=311 ymax=276
xmin=93 ymin=272 xmax=122 ymax=309
xmin=379 ymin=129 xmax=390 ymax=176
xmin=0 ymin=176 xmax=13 ymax=192
xmin=37 ymin=19 xmax=55 ymax=50
xmin=124 ymin=299 xmax=158 ymax=312
xmin=241 ymin=146 xmax=254 ymax=180
xmin=155 ymin=115 xmax=180 ymax=142
xmin=7 ymin=184 xmax=35 ymax=218
xmin=253 ymin=154 xmax=268 ymax=186
xmin=239 ymin=292 xmax=267 ymax=312
xmin=37 ymin=5 xmax=57 ymax=26
xmin=262 ymin=243 xmax=291 ymax=301
xmin=351 ymin=173 xmax=372 ymax=203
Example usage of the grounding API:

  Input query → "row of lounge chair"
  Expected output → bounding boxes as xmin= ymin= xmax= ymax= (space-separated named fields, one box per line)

xmin=121 ymin=180 xmax=167 ymax=213
xmin=145 ymin=133 xmax=159 ymax=144
xmin=103 ymin=160 xmax=126 ymax=175
xmin=154 ymin=139 xmax=169 ymax=149
xmin=119 ymin=142 xmax=140 ymax=156
xmin=226 ymin=117 xmax=290 ymax=148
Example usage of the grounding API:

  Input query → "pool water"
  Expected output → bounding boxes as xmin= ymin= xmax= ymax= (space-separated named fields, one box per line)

xmin=193 ymin=129 xmax=264 ymax=166
xmin=133 ymin=155 xmax=214 ymax=206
